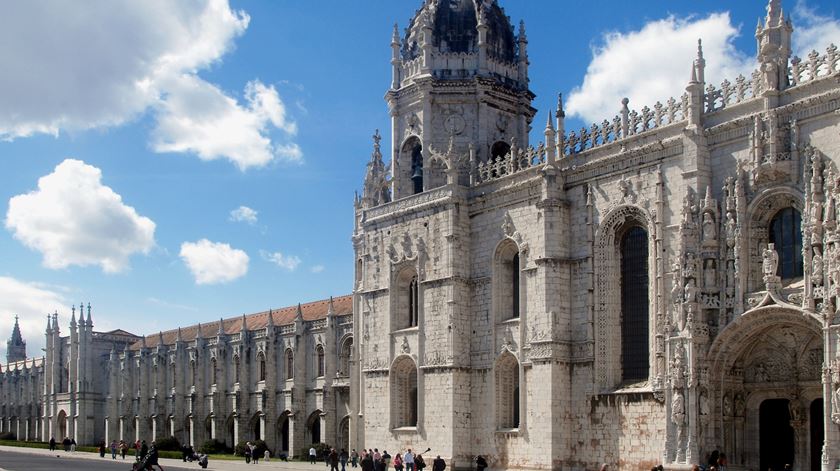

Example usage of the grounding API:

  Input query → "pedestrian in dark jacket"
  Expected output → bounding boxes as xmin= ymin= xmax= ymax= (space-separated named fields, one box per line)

xmin=432 ymin=456 xmax=446 ymax=471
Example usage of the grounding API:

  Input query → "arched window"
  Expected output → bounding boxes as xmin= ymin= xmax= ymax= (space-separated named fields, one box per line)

xmin=316 ymin=345 xmax=325 ymax=378
xmin=490 ymin=141 xmax=511 ymax=161
xmin=410 ymin=143 xmax=423 ymax=194
xmin=285 ymin=349 xmax=294 ymax=380
xmin=769 ymin=207 xmax=803 ymax=279
xmin=211 ymin=358 xmax=217 ymax=385
xmin=408 ymin=277 xmax=419 ymax=327
xmin=620 ymin=226 xmax=649 ymax=382
xmin=234 ymin=356 xmax=241 ymax=384
xmin=495 ymin=352 xmax=520 ymax=429
xmin=395 ymin=267 xmax=420 ymax=330
xmin=494 ymin=240 xmax=521 ymax=322
xmin=391 ymin=357 xmax=418 ymax=428
xmin=339 ymin=338 xmax=353 ymax=376
xmin=258 ymin=354 xmax=266 ymax=382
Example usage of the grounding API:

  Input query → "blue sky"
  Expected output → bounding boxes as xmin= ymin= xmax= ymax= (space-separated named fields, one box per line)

xmin=1 ymin=0 xmax=839 ymax=358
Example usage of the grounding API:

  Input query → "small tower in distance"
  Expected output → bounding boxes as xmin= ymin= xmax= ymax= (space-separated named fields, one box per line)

xmin=7 ymin=315 xmax=27 ymax=363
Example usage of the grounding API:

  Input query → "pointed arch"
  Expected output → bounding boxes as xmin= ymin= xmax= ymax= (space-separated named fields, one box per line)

xmin=494 ymin=350 xmax=520 ymax=429
xmin=393 ymin=264 xmax=421 ymax=331
xmin=493 ymin=238 xmax=522 ymax=323
xmin=594 ymin=204 xmax=657 ymax=390
xmin=390 ymin=355 xmax=419 ymax=428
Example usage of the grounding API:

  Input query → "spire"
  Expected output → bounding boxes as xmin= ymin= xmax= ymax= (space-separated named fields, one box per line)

xmin=218 ymin=318 xmax=225 ymax=336
xmin=694 ymin=39 xmax=705 ymax=84
xmin=689 ymin=62 xmax=698 ymax=84
xmin=45 ymin=314 xmax=52 ymax=335
xmin=196 ymin=322 xmax=203 ymax=340
xmin=7 ymin=315 xmax=27 ymax=363
xmin=545 ymin=113 xmax=554 ymax=131
xmin=296 ymin=303 xmax=304 ymax=322
xmin=176 ymin=327 xmax=183 ymax=343
xmin=766 ymin=0 xmax=782 ymax=28
xmin=52 ymin=311 xmax=59 ymax=333
xmin=327 ymin=297 xmax=335 ymax=317
xmin=392 ymin=23 xmax=400 ymax=45
xmin=85 ymin=302 xmax=93 ymax=328
xmin=70 ymin=305 xmax=77 ymax=329
xmin=157 ymin=331 xmax=165 ymax=348
xmin=362 ymin=129 xmax=389 ymax=208
xmin=240 ymin=313 xmax=248 ymax=333
xmin=267 ymin=309 xmax=275 ymax=327
xmin=556 ymin=93 xmax=565 ymax=119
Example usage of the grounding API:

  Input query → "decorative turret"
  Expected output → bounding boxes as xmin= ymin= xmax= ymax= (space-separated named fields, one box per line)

xmin=6 ymin=315 xmax=26 ymax=363
xmin=85 ymin=302 xmax=93 ymax=329
xmin=362 ymin=130 xmax=391 ymax=208
xmin=755 ymin=0 xmax=793 ymax=92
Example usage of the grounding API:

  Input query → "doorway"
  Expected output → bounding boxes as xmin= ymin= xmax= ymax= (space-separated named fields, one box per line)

xmin=760 ymin=399 xmax=794 ymax=471
xmin=810 ymin=399 xmax=824 ymax=471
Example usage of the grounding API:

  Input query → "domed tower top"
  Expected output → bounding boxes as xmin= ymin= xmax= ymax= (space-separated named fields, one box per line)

xmin=393 ymin=0 xmax=527 ymax=89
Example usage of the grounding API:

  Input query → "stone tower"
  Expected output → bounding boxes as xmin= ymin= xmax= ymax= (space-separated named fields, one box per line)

xmin=6 ymin=315 xmax=26 ymax=363
xmin=383 ymin=0 xmax=535 ymax=200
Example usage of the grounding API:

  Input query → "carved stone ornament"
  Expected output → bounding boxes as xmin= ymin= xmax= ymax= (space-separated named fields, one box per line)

xmin=401 ymin=336 xmax=410 ymax=354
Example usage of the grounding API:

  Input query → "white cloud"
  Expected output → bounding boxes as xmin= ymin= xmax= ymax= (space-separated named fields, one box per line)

xmin=792 ymin=2 xmax=840 ymax=58
xmin=0 ymin=277 xmax=66 ymax=361
xmin=152 ymin=77 xmax=301 ymax=169
xmin=5 ymin=159 xmax=156 ymax=273
xmin=180 ymin=239 xmax=249 ymax=285
xmin=229 ymin=205 xmax=259 ymax=224
xmin=0 ymin=0 xmax=300 ymax=169
xmin=310 ymin=265 xmax=325 ymax=274
xmin=261 ymin=250 xmax=302 ymax=271
xmin=566 ymin=13 xmax=754 ymax=124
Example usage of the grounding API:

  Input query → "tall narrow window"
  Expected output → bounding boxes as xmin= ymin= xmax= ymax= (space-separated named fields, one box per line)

xmin=211 ymin=358 xmax=217 ymax=385
xmin=769 ymin=208 xmax=803 ymax=280
xmin=391 ymin=357 xmax=418 ymax=428
xmin=408 ymin=276 xmax=419 ymax=327
xmin=258 ymin=355 xmax=266 ymax=382
xmin=234 ymin=357 xmax=240 ymax=384
xmin=495 ymin=352 xmax=520 ymax=429
xmin=171 ymin=363 xmax=176 ymax=389
xmin=190 ymin=361 xmax=196 ymax=387
xmin=411 ymin=144 xmax=423 ymax=194
xmin=621 ymin=226 xmax=649 ymax=382
xmin=512 ymin=252 xmax=520 ymax=318
xmin=316 ymin=345 xmax=325 ymax=378
xmin=285 ymin=349 xmax=294 ymax=380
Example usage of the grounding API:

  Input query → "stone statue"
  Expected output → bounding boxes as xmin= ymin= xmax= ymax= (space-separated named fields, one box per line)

xmin=813 ymin=247 xmax=824 ymax=285
xmin=725 ymin=212 xmax=737 ymax=248
xmin=684 ymin=279 xmax=698 ymax=304
xmin=671 ymin=390 xmax=685 ymax=425
xmin=704 ymin=259 xmax=717 ymax=289
xmin=671 ymin=273 xmax=682 ymax=306
xmin=763 ymin=243 xmax=779 ymax=278
xmin=734 ymin=394 xmax=745 ymax=417
xmin=684 ymin=253 xmax=697 ymax=279
xmin=702 ymin=212 xmax=716 ymax=241
xmin=762 ymin=60 xmax=779 ymax=91
xmin=723 ymin=394 xmax=733 ymax=416
xmin=699 ymin=390 xmax=709 ymax=416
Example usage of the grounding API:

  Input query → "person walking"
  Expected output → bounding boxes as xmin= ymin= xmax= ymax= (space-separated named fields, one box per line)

xmin=360 ymin=451 xmax=374 ymax=471
xmin=70 ymin=438 xmax=77 ymax=452
xmin=404 ymin=449 xmax=414 ymax=471
xmin=394 ymin=453 xmax=403 ymax=471
xmin=310 ymin=446 xmax=318 ymax=465
xmin=414 ymin=453 xmax=426 ymax=471
xmin=432 ymin=456 xmax=446 ymax=471
xmin=110 ymin=440 xmax=118 ymax=459
xmin=475 ymin=456 xmax=487 ymax=471
xmin=329 ymin=448 xmax=340 ymax=471
xmin=251 ymin=442 xmax=259 ymax=464
xmin=340 ymin=448 xmax=349 ymax=471
xmin=120 ymin=440 xmax=128 ymax=459
xmin=244 ymin=441 xmax=253 ymax=464
xmin=49 ymin=436 xmax=56 ymax=451
xmin=351 ymin=449 xmax=359 ymax=468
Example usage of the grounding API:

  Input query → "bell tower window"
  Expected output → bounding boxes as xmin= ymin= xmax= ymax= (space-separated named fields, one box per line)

xmin=769 ymin=207 xmax=803 ymax=280
xmin=410 ymin=143 xmax=423 ymax=194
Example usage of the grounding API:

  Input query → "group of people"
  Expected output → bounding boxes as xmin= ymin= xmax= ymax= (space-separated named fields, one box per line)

xmin=47 ymin=436 xmax=76 ymax=452
xmin=96 ymin=439 xmax=130 ymax=459
xmin=311 ymin=446 xmax=457 ymax=471
xmin=243 ymin=441 xmax=271 ymax=464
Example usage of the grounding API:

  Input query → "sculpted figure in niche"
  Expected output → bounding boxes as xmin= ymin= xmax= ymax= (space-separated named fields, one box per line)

xmin=671 ymin=273 xmax=682 ymax=306
xmin=702 ymin=212 xmax=716 ymax=242
xmin=671 ymin=390 xmax=686 ymax=425
xmin=763 ymin=243 xmax=779 ymax=278
xmin=684 ymin=278 xmax=698 ymax=304
xmin=704 ymin=259 xmax=717 ymax=289
xmin=699 ymin=390 xmax=709 ymax=416
xmin=813 ymin=247 xmax=824 ymax=285
xmin=684 ymin=253 xmax=697 ymax=279
xmin=723 ymin=394 xmax=733 ymax=416
xmin=734 ymin=394 xmax=745 ymax=417
xmin=725 ymin=213 xmax=737 ymax=249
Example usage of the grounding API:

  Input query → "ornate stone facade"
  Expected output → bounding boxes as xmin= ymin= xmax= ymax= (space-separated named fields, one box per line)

xmin=351 ymin=1 xmax=840 ymax=470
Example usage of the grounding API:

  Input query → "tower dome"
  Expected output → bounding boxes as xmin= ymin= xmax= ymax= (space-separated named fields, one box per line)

xmin=401 ymin=0 xmax=519 ymax=68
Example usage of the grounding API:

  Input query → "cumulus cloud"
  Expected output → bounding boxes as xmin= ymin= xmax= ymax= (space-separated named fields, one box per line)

xmin=180 ymin=239 xmax=249 ymax=285
xmin=0 ymin=277 xmax=66 ymax=361
xmin=5 ymin=159 xmax=156 ymax=273
xmin=229 ymin=206 xmax=259 ymax=224
xmin=566 ymin=13 xmax=754 ymax=124
xmin=0 ymin=0 xmax=300 ymax=169
xmin=792 ymin=2 xmax=840 ymax=58
xmin=152 ymin=77 xmax=301 ymax=169
xmin=261 ymin=250 xmax=302 ymax=271
xmin=310 ymin=265 xmax=325 ymax=274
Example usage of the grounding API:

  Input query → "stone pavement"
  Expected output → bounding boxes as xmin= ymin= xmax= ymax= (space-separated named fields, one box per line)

xmin=0 ymin=445 xmax=335 ymax=471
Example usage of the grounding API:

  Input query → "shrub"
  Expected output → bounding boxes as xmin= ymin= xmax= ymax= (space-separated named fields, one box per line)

xmin=0 ymin=432 xmax=16 ymax=440
xmin=235 ymin=439 xmax=267 ymax=457
xmin=154 ymin=435 xmax=181 ymax=452
xmin=199 ymin=438 xmax=227 ymax=455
